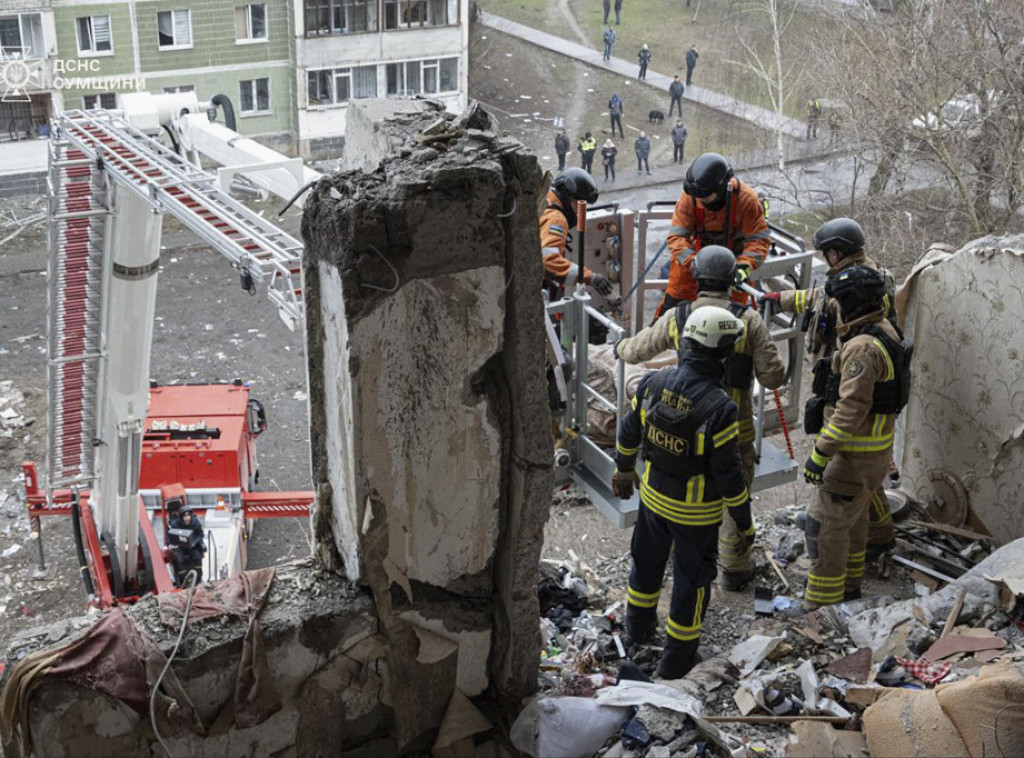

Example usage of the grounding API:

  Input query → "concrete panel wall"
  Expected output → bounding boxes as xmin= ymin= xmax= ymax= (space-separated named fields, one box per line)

xmin=896 ymin=236 xmax=1024 ymax=542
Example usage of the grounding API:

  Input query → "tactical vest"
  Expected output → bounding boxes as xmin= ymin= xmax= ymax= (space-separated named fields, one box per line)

xmin=820 ymin=324 xmax=913 ymax=415
xmin=641 ymin=371 xmax=729 ymax=480
xmin=673 ymin=301 xmax=754 ymax=390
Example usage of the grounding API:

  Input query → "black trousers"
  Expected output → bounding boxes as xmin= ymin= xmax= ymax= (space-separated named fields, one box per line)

xmin=637 ymin=156 xmax=649 ymax=172
xmin=673 ymin=144 xmax=685 ymax=163
xmin=626 ymin=502 xmax=719 ymax=647
xmin=582 ymin=152 xmax=594 ymax=172
xmin=557 ymin=152 xmax=567 ymax=170
xmin=686 ymin=66 xmax=694 ymax=85
xmin=669 ymin=96 xmax=682 ymax=117
xmin=638 ymin=63 xmax=648 ymax=80
xmin=610 ymin=114 xmax=623 ymax=137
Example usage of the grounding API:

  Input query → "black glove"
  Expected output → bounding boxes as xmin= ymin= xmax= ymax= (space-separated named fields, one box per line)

xmin=803 ymin=446 xmax=831 ymax=485
xmin=590 ymin=272 xmax=614 ymax=297
xmin=734 ymin=264 xmax=752 ymax=286
xmin=611 ymin=469 xmax=639 ymax=499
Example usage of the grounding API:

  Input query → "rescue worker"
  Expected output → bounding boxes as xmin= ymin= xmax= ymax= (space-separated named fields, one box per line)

xmin=169 ymin=507 xmax=207 ymax=586
xmin=761 ymin=218 xmax=896 ymax=556
xmin=657 ymin=152 xmax=770 ymax=319
xmin=615 ymin=246 xmax=785 ymax=590
xmin=578 ymin=132 xmax=597 ymax=174
xmin=612 ymin=307 xmax=754 ymax=679
xmin=539 ymin=167 xmax=613 ymax=299
xmin=800 ymin=265 xmax=910 ymax=609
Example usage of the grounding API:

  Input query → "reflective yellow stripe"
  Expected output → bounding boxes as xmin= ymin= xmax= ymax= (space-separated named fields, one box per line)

xmin=669 ymin=316 xmax=680 ymax=350
xmin=872 ymin=338 xmax=895 ymax=380
xmin=821 ymin=423 xmax=851 ymax=442
xmin=794 ymin=290 xmax=805 ymax=314
xmin=805 ymin=587 xmax=844 ymax=603
xmin=839 ymin=433 xmax=894 ymax=452
xmin=628 ymin=586 xmax=661 ymax=608
xmin=723 ymin=488 xmax=749 ymax=507
xmin=696 ymin=431 xmax=706 ymax=456
xmin=735 ymin=321 xmax=748 ymax=353
xmin=617 ymin=442 xmax=639 ymax=456
xmin=713 ymin=422 xmax=739 ymax=447
xmin=693 ymin=586 xmax=705 ymax=627
xmin=807 ymin=573 xmax=845 ymax=586
xmin=871 ymin=414 xmax=885 ymax=437
xmin=666 ymin=613 xmax=702 ymax=642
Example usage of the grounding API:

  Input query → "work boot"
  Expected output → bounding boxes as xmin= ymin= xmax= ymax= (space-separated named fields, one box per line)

xmin=623 ymin=613 xmax=657 ymax=648
xmin=843 ymin=588 xmax=862 ymax=602
xmin=865 ymin=539 xmax=896 ymax=564
xmin=720 ymin=569 xmax=755 ymax=592
xmin=654 ymin=639 xmax=700 ymax=680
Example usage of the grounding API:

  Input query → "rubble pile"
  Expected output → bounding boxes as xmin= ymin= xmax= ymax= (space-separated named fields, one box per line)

xmin=0 ymin=381 xmax=33 ymax=437
xmin=520 ymin=514 xmax=1024 ymax=757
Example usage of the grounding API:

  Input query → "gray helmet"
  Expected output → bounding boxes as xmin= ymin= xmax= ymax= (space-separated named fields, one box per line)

xmin=684 ymin=152 xmax=734 ymax=211
xmin=692 ymin=245 xmax=737 ymax=291
xmin=813 ymin=217 xmax=865 ymax=257
xmin=825 ymin=264 xmax=885 ymax=321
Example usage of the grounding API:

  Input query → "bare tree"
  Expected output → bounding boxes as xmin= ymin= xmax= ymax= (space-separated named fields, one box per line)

xmin=816 ymin=0 xmax=1024 ymax=235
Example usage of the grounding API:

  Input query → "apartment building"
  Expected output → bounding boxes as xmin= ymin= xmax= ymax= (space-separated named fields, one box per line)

xmin=295 ymin=0 xmax=469 ymax=157
xmin=0 ymin=1 xmax=57 ymax=141
xmin=2 ymin=0 xmax=468 ymax=159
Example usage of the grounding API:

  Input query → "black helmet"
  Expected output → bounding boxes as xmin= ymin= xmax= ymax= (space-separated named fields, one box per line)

xmin=692 ymin=245 xmax=737 ymax=291
xmin=825 ymin=264 xmax=886 ymax=321
xmin=684 ymin=153 xmax=734 ymax=211
xmin=553 ymin=168 xmax=599 ymax=204
xmin=813 ymin=217 xmax=865 ymax=258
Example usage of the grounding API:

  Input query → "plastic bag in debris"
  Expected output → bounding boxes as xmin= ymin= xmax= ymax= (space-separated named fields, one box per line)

xmin=509 ymin=696 xmax=629 ymax=758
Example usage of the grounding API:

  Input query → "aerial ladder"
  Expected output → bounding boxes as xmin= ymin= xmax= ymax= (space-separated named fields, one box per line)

xmin=24 ymin=92 xmax=320 ymax=605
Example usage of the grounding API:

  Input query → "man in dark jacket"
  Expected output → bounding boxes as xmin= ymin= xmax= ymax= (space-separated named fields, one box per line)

xmin=686 ymin=45 xmax=699 ymax=85
xmin=612 ymin=306 xmax=753 ymax=679
xmin=554 ymin=128 xmax=570 ymax=171
xmin=614 ymin=0 xmax=623 ymax=24
xmin=169 ymin=507 xmax=207 ymax=586
xmin=634 ymin=131 xmax=651 ymax=175
xmin=603 ymin=27 xmax=617 ymax=61
xmin=668 ymin=76 xmax=685 ymax=118
xmin=638 ymin=44 xmax=651 ymax=80
xmin=671 ymin=120 xmax=688 ymax=163
xmin=609 ymin=94 xmax=624 ymax=138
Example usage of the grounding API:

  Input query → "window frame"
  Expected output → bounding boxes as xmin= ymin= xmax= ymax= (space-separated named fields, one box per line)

xmin=303 ymin=0 xmax=379 ymax=37
xmin=75 ymin=14 xmax=114 ymax=57
xmin=385 ymin=57 xmax=459 ymax=97
xmin=157 ymin=9 xmax=193 ymax=51
xmin=238 ymin=77 xmax=272 ymax=116
xmin=82 ymin=92 xmax=118 ymax=110
xmin=305 ymin=64 xmax=379 ymax=109
xmin=382 ymin=0 xmax=456 ymax=30
xmin=0 ymin=12 xmax=46 ymax=59
xmin=235 ymin=3 xmax=268 ymax=44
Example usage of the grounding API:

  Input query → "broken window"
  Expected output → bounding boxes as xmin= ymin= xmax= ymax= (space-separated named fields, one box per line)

xmin=306 ymin=66 xmax=376 ymax=106
xmin=0 ymin=12 xmax=45 ymax=59
xmin=386 ymin=58 xmax=458 ymax=97
xmin=157 ymin=9 xmax=192 ymax=49
xmin=304 ymin=0 xmax=377 ymax=36
xmin=239 ymin=77 xmax=270 ymax=114
xmin=235 ymin=4 xmax=267 ymax=41
xmin=83 ymin=93 xmax=118 ymax=110
xmin=76 ymin=15 xmax=113 ymax=55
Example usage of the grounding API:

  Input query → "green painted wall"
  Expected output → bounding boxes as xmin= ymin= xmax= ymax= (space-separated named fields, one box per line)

xmin=136 ymin=0 xmax=291 ymax=72
xmin=52 ymin=3 xmax=135 ymax=78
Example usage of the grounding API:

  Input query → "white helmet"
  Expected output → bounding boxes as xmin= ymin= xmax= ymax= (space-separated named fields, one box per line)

xmin=682 ymin=306 xmax=744 ymax=354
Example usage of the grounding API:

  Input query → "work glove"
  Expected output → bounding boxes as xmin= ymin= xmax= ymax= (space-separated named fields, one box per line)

xmin=760 ymin=291 xmax=781 ymax=304
xmin=803 ymin=446 xmax=831 ymax=485
xmin=590 ymin=272 xmax=614 ymax=297
xmin=734 ymin=264 xmax=753 ymax=287
xmin=611 ymin=469 xmax=639 ymax=499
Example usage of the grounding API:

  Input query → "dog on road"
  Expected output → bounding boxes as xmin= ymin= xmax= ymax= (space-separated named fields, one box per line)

xmin=648 ymin=110 xmax=665 ymax=125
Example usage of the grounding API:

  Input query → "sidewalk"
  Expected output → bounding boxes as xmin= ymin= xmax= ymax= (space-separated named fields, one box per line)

xmin=477 ymin=10 xmax=808 ymax=141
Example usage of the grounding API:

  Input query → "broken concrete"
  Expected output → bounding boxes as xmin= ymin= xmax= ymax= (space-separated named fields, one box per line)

xmin=302 ymin=100 xmax=552 ymax=708
xmin=339 ymin=99 xmax=451 ymax=175
xmin=895 ymin=237 xmax=1024 ymax=542
xmin=1 ymin=562 xmax=391 ymax=757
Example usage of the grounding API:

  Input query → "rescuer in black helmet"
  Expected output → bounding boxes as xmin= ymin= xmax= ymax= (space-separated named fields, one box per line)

xmin=539 ymin=168 xmax=612 ymax=297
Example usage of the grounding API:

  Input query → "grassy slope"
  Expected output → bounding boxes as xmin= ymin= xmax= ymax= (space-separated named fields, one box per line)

xmin=469 ymin=23 xmax=773 ymax=175
xmin=481 ymin=0 xmax=831 ymax=120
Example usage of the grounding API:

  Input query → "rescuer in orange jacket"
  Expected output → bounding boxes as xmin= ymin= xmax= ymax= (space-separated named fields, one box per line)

xmin=540 ymin=168 xmax=613 ymax=298
xmin=656 ymin=152 xmax=771 ymax=320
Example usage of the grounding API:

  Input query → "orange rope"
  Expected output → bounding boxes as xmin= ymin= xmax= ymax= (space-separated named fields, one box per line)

xmin=773 ymin=389 xmax=795 ymax=459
